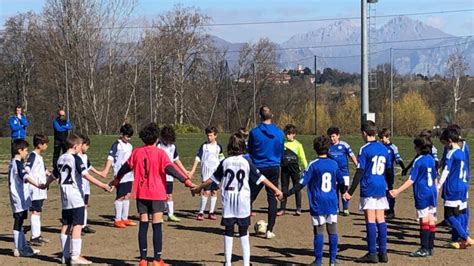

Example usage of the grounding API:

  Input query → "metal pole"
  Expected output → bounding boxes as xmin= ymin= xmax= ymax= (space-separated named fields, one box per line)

xmin=361 ymin=0 xmax=369 ymax=123
xmin=252 ymin=62 xmax=257 ymax=127
xmin=149 ymin=60 xmax=153 ymax=122
xmin=65 ymin=60 xmax=69 ymax=120
xmin=225 ymin=61 xmax=230 ymax=132
xmin=314 ymin=55 xmax=318 ymax=135
xmin=390 ymin=48 xmax=394 ymax=135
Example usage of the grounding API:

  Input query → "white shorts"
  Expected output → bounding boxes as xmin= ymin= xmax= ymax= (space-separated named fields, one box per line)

xmin=343 ymin=176 xmax=350 ymax=187
xmin=311 ymin=214 xmax=338 ymax=226
xmin=359 ymin=197 xmax=389 ymax=211
xmin=444 ymin=200 xmax=465 ymax=209
xmin=416 ymin=206 xmax=437 ymax=219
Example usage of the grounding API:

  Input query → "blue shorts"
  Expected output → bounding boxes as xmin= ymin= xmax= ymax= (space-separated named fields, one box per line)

xmin=62 ymin=207 xmax=85 ymax=226
xmin=30 ymin=200 xmax=45 ymax=212
xmin=116 ymin=181 xmax=132 ymax=198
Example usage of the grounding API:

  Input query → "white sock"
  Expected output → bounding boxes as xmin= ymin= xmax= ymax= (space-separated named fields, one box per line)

xmin=83 ymin=209 xmax=88 ymax=227
xmin=114 ymin=200 xmax=123 ymax=221
xmin=31 ymin=214 xmax=41 ymax=239
xmin=240 ymin=233 xmax=250 ymax=266
xmin=122 ymin=200 xmax=130 ymax=220
xmin=199 ymin=196 xmax=208 ymax=214
xmin=210 ymin=196 xmax=218 ymax=214
xmin=60 ymin=234 xmax=71 ymax=259
xmin=13 ymin=230 xmax=20 ymax=249
xmin=224 ymin=235 xmax=233 ymax=265
xmin=71 ymin=239 xmax=82 ymax=260
xmin=167 ymin=201 xmax=174 ymax=216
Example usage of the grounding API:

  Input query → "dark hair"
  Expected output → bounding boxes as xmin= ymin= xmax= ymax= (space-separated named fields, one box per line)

xmin=313 ymin=135 xmax=331 ymax=155
xmin=238 ymin=127 xmax=249 ymax=138
xmin=77 ymin=133 xmax=91 ymax=145
xmin=447 ymin=124 xmax=462 ymax=138
xmin=14 ymin=105 xmax=22 ymax=111
xmin=326 ymin=126 xmax=340 ymax=136
xmin=284 ymin=124 xmax=297 ymax=135
xmin=12 ymin=139 xmax=29 ymax=155
xmin=227 ymin=133 xmax=247 ymax=156
xmin=66 ymin=134 xmax=83 ymax=149
xmin=205 ymin=126 xmax=218 ymax=135
xmin=361 ymin=120 xmax=377 ymax=136
xmin=259 ymin=106 xmax=272 ymax=120
xmin=160 ymin=125 xmax=176 ymax=144
xmin=33 ymin=134 xmax=49 ymax=147
xmin=120 ymin=123 xmax=134 ymax=137
xmin=440 ymin=128 xmax=460 ymax=143
xmin=139 ymin=123 xmax=160 ymax=145
xmin=378 ymin=128 xmax=391 ymax=138
xmin=413 ymin=136 xmax=432 ymax=155
xmin=419 ymin=129 xmax=433 ymax=139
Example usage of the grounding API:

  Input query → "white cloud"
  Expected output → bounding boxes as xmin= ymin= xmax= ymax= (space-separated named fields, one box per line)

xmin=425 ymin=16 xmax=446 ymax=29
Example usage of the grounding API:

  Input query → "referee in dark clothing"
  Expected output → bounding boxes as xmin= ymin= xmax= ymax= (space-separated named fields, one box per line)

xmin=52 ymin=108 xmax=72 ymax=168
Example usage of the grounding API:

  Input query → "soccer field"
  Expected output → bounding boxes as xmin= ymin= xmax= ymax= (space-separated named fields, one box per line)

xmin=0 ymin=134 xmax=473 ymax=265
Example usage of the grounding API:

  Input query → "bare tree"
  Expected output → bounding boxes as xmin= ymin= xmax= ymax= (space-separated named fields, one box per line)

xmin=446 ymin=50 xmax=469 ymax=121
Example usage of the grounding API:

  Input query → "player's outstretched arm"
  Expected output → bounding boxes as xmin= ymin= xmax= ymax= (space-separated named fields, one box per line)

xmin=99 ymin=159 xmax=113 ymax=178
xmin=402 ymin=155 xmax=417 ymax=176
xmin=84 ymin=173 xmax=112 ymax=192
xmin=165 ymin=164 xmax=195 ymax=188
xmin=345 ymin=168 xmax=364 ymax=200
xmin=189 ymin=159 xmax=199 ymax=178
xmin=261 ymin=178 xmax=283 ymax=201
xmin=390 ymin=179 xmax=414 ymax=198
xmin=191 ymin=178 xmax=213 ymax=195
xmin=385 ymin=167 xmax=395 ymax=190
xmin=174 ymin=159 xmax=190 ymax=176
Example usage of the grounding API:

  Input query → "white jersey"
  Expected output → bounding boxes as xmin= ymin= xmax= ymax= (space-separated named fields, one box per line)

xmin=157 ymin=142 xmax=179 ymax=182
xmin=195 ymin=142 xmax=224 ymax=181
xmin=211 ymin=155 xmax=265 ymax=219
xmin=9 ymin=159 xmax=32 ymax=213
xmin=79 ymin=153 xmax=92 ymax=195
xmin=107 ymin=139 xmax=133 ymax=183
xmin=25 ymin=151 xmax=48 ymax=201
xmin=54 ymin=152 xmax=87 ymax=210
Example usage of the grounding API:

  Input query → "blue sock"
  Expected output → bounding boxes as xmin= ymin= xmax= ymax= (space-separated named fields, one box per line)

xmin=447 ymin=215 xmax=468 ymax=240
xmin=342 ymin=199 xmax=349 ymax=210
xmin=367 ymin=223 xmax=377 ymax=254
xmin=314 ymin=234 xmax=324 ymax=265
xmin=139 ymin=221 xmax=149 ymax=259
xmin=329 ymin=234 xmax=338 ymax=263
xmin=152 ymin=223 xmax=163 ymax=261
xmin=466 ymin=206 xmax=470 ymax=233
xmin=377 ymin=222 xmax=388 ymax=253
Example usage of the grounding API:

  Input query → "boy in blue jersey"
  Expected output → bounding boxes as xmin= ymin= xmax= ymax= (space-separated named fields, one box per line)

xmin=402 ymin=129 xmax=439 ymax=175
xmin=282 ymin=135 xmax=344 ymax=266
xmin=390 ymin=136 xmax=437 ymax=257
xmin=378 ymin=128 xmax=406 ymax=219
xmin=343 ymin=121 xmax=392 ymax=263
xmin=327 ymin=127 xmax=358 ymax=216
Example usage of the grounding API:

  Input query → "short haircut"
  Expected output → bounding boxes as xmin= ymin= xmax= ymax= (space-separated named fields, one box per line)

xmin=227 ymin=133 xmax=246 ymax=156
xmin=378 ymin=128 xmax=391 ymax=138
xmin=413 ymin=136 xmax=432 ymax=155
xmin=139 ymin=123 xmax=160 ymax=145
xmin=440 ymin=128 xmax=460 ymax=143
xmin=419 ymin=129 xmax=433 ymax=140
xmin=447 ymin=124 xmax=462 ymax=137
xmin=327 ymin=126 xmax=340 ymax=136
xmin=33 ymin=134 xmax=49 ymax=147
xmin=313 ymin=135 xmax=331 ymax=155
xmin=120 ymin=123 xmax=134 ymax=137
xmin=238 ymin=127 xmax=249 ymax=138
xmin=284 ymin=124 xmax=297 ymax=135
xmin=66 ymin=134 xmax=83 ymax=149
xmin=160 ymin=125 xmax=176 ymax=144
xmin=259 ymin=106 xmax=272 ymax=120
xmin=12 ymin=139 xmax=29 ymax=155
xmin=361 ymin=120 xmax=377 ymax=136
xmin=77 ymin=133 xmax=91 ymax=145
xmin=15 ymin=105 xmax=22 ymax=111
xmin=205 ymin=126 xmax=218 ymax=135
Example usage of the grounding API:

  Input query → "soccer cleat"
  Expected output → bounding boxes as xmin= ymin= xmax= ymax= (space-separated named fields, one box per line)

xmin=427 ymin=249 xmax=433 ymax=256
xmin=196 ymin=213 xmax=204 ymax=221
xmin=385 ymin=212 xmax=395 ymax=220
xmin=24 ymin=245 xmax=40 ymax=255
xmin=38 ymin=236 xmax=51 ymax=243
xmin=152 ymin=259 xmax=169 ymax=266
xmin=295 ymin=209 xmax=302 ymax=216
xmin=114 ymin=220 xmax=127 ymax=228
xmin=30 ymin=237 xmax=44 ymax=247
xmin=208 ymin=213 xmax=217 ymax=220
xmin=167 ymin=215 xmax=181 ymax=222
xmin=70 ymin=256 xmax=92 ymax=264
xmin=13 ymin=249 xmax=20 ymax=257
xmin=61 ymin=256 xmax=71 ymax=264
xmin=329 ymin=261 xmax=337 ymax=266
xmin=342 ymin=209 xmax=350 ymax=216
xmin=378 ymin=252 xmax=388 ymax=263
xmin=409 ymin=248 xmax=429 ymax=257
xmin=123 ymin=220 xmax=137 ymax=226
xmin=265 ymin=231 xmax=276 ymax=239
xmin=443 ymin=241 xmax=460 ymax=249
xmin=355 ymin=253 xmax=378 ymax=263
xmin=139 ymin=259 xmax=148 ymax=266
xmin=14 ymin=248 xmax=34 ymax=257
xmin=82 ymin=226 xmax=96 ymax=234
xmin=276 ymin=210 xmax=285 ymax=216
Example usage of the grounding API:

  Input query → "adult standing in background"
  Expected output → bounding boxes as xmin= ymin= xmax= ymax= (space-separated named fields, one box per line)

xmin=9 ymin=105 xmax=29 ymax=157
xmin=52 ymin=108 xmax=72 ymax=168
xmin=248 ymin=106 xmax=285 ymax=239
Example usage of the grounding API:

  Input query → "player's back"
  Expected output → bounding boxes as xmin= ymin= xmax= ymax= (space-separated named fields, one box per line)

xmin=442 ymin=148 xmax=467 ymax=201
xmin=8 ymin=159 xmax=31 ymax=212
xmin=26 ymin=151 xmax=48 ymax=200
xmin=55 ymin=152 xmax=86 ymax=209
xmin=358 ymin=141 xmax=391 ymax=198
xmin=411 ymin=155 xmax=437 ymax=209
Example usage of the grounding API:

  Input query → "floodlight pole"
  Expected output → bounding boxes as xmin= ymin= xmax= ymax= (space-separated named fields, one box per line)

xmin=361 ymin=0 xmax=369 ymax=123
xmin=252 ymin=62 xmax=257 ymax=127
xmin=314 ymin=55 xmax=318 ymax=135
xmin=390 ymin=48 xmax=394 ymax=135
xmin=65 ymin=60 xmax=69 ymax=120
xmin=149 ymin=60 xmax=153 ymax=122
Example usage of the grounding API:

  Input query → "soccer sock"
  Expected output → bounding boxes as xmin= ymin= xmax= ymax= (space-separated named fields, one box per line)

xmin=224 ymin=235 xmax=233 ymax=265
xmin=19 ymin=231 xmax=27 ymax=249
xmin=429 ymin=224 xmax=436 ymax=251
xmin=377 ymin=222 xmax=387 ymax=253
xmin=83 ymin=209 xmax=88 ymax=227
xmin=31 ymin=214 xmax=41 ymax=239
xmin=71 ymin=239 xmax=82 ymax=260
xmin=114 ymin=200 xmax=123 ymax=221
xmin=420 ymin=222 xmax=430 ymax=250
xmin=152 ymin=223 xmax=163 ymax=261
xmin=314 ymin=233 xmax=324 ymax=265
xmin=122 ymin=200 xmax=130 ymax=220
xmin=210 ymin=196 xmax=217 ymax=214
xmin=329 ymin=234 xmax=338 ymax=262
xmin=342 ymin=198 xmax=349 ymax=210
xmin=240 ymin=233 xmax=250 ymax=266
xmin=138 ymin=221 xmax=149 ymax=259
xmin=447 ymin=215 xmax=468 ymax=240
xmin=13 ymin=230 xmax=20 ymax=249
xmin=367 ymin=223 xmax=377 ymax=254
xmin=60 ymin=234 xmax=71 ymax=259
xmin=199 ymin=196 xmax=208 ymax=214
xmin=167 ymin=201 xmax=174 ymax=216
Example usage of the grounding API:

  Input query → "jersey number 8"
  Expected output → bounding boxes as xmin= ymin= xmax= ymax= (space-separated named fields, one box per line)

xmin=321 ymin=172 xmax=332 ymax=192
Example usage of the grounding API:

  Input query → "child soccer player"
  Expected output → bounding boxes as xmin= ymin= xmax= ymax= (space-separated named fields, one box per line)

xmin=378 ymin=128 xmax=406 ymax=219
xmin=192 ymin=133 xmax=282 ymax=266
xmin=111 ymin=123 xmax=196 ymax=266
xmin=278 ymin=124 xmax=307 ymax=216
xmin=283 ymin=135 xmax=344 ymax=266
xmin=402 ymin=129 xmax=439 ymax=175
xmin=26 ymin=134 xmax=51 ymax=246
xmin=46 ymin=134 xmax=112 ymax=264
xmin=190 ymin=126 xmax=225 ymax=221
xmin=238 ymin=127 xmax=249 ymax=145
xmin=343 ymin=121 xmax=392 ymax=263
xmin=389 ymin=136 xmax=437 ymax=257
xmin=9 ymin=139 xmax=46 ymax=257
xmin=327 ymin=126 xmax=358 ymax=216
xmin=157 ymin=125 xmax=190 ymax=222
xmin=101 ymin=123 xmax=135 ymax=228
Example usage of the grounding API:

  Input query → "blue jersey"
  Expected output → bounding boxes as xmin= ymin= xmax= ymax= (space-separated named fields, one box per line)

xmin=409 ymin=155 xmax=437 ymax=209
xmin=382 ymin=142 xmax=403 ymax=168
xmin=461 ymin=142 xmax=470 ymax=185
xmin=440 ymin=148 xmax=467 ymax=202
xmin=357 ymin=141 xmax=392 ymax=198
xmin=328 ymin=141 xmax=354 ymax=176
xmin=299 ymin=157 xmax=344 ymax=216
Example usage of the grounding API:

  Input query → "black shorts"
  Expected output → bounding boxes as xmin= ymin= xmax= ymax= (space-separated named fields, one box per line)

xmin=137 ymin=199 xmax=167 ymax=214
xmin=166 ymin=182 xmax=173 ymax=194
xmin=221 ymin=216 xmax=251 ymax=227
xmin=13 ymin=210 xmax=28 ymax=220
xmin=116 ymin=181 xmax=133 ymax=198
xmin=61 ymin=207 xmax=85 ymax=226
xmin=30 ymin=200 xmax=45 ymax=212
xmin=84 ymin=194 xmax=90 ymax=205
xmin=204 ymin=181 xmax=219 ymax=192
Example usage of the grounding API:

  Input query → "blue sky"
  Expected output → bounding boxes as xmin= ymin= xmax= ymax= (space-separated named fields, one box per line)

xmin=1 ymin=0 xmax=473 ymax=43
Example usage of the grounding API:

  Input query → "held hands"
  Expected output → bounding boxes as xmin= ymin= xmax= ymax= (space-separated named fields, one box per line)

xmin=275 ymin=189 xmax=284 ymax=202
xmin=190 ymin=184 xmax=202 ymax=196
xmin=343 ymin=192 xmax=352 ymax=201
xmin=389 ymin=189 xmax=399 ymax=198
xmin=401 ymin=168 xmax=408 ymax=176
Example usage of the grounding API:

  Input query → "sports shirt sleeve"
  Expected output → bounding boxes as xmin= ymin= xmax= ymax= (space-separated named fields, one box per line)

xmin=210 ymin=161 xmax=225 ymax=184
xmin=299 ymin=164 xmax=313 ymax=187
xmin=438 ymin=151 xmax=453 ymax=188
xmin=195 ymin=143 xmax=204 ymax=162
xmin=296 ymin=141 xmax=308 ymax=169
xmin=392 ymin=144 xmax=403 ymax=163
xmin=357 ymin=147 xmax=366 ymax=170
xmin=20 ymin=115 xmax=29 ymax=127
xmin=107 ymin=141 xmax=119 ymax=161
xmin=25 ymin=152 xmax=36 ymax=173
xmin=409 ymin=159 xmax=419 ymax=182
xmin=247 ymin=157 xmax=265 ymax=185
xmin=16 ymin=161 xmax=29 ymax=181
xmin=336 ymin=168 xmax=345 ymax=186
xmin=218 ymin=144 xmax=225 ymax=161
xmin=173 ymin=146 xmax=179 ymax=161
xmin=74 ymin=155 xmax=89 ymax=176
xmin=344 ymin=142 xmax=355 ymax=157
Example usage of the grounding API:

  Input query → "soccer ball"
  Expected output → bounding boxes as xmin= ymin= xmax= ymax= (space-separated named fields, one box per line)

xmin=254 ymin=220 xmax=267 ymax=235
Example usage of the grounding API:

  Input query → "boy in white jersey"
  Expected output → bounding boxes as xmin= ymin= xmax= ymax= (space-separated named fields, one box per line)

xmin=26 ymin=134 xmax=51 ymax=246
xmin=190 ymin=126 xmax=225 ymax=221
xmin=101 ymin=124 xmax=135 ymax=228
xmin=157 ymin=125 xmax=190 ymax=222
xmin=46 ymin=134 xmax=112 ymax=264
xmin=192 ymin=133 xmax=282 ymax=266
xmin=9 ymin=139 xmax=46 ymax=257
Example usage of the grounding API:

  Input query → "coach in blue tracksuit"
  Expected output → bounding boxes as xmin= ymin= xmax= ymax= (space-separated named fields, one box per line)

xmin=9 ymin=105 xmax=29 ymax=157
xmin=248 ymin=106 xmax=285 ymax=239
xmin=52 ymin=108 xmax=73 ymax=168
